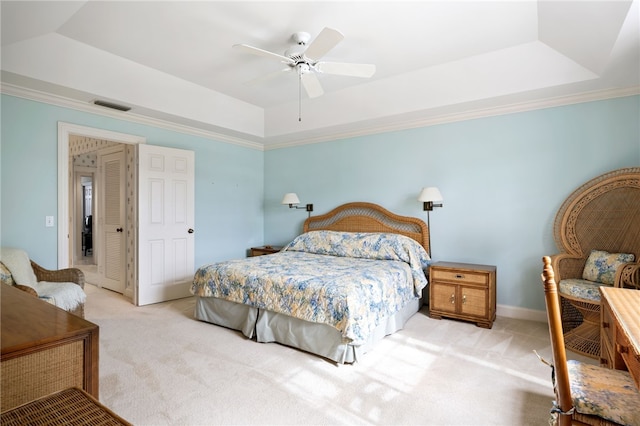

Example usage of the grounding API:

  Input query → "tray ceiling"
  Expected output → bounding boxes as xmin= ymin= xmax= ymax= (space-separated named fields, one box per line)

xmin=1 ymin=1 xmax=638 ymax=149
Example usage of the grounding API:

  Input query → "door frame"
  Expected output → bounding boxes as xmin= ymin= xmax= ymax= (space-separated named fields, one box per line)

xmin=57 ymin=122 xmax=145 ymax=278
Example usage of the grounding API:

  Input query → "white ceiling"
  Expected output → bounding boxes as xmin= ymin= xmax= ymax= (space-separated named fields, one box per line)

xmin=1 ymin=1 xmax=639 ymax=149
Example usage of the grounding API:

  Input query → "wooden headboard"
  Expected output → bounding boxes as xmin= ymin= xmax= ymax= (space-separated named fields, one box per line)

xmin=303 ymin=202 xmax=430 ymax=253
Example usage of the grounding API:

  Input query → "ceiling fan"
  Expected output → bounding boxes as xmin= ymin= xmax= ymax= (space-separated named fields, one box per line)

xmin=233 ymin=27 xmax=376 ymax=99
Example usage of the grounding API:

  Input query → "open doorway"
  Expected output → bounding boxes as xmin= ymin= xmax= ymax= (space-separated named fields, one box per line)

xmin=58 ymin=122 xmax=146 ymax=301
xmin=69 ymin=141 xmax=128 ymax=293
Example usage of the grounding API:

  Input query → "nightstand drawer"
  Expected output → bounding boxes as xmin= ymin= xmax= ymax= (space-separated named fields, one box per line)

xmin=249 ymin=246 xmax=282 ymax=257
xmin=431 ymin=269 xmax=488 ymax=285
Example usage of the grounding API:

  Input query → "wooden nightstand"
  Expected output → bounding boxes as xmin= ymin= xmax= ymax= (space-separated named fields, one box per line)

xmin=429 ymin=261 xmax=496 ymax=328
xmin=249 ymin=246 xmax=283 ymax=257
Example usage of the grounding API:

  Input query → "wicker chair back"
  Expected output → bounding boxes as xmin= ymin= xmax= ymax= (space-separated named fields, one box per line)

xmin=551 ymin=167 xmax=640 ymax=358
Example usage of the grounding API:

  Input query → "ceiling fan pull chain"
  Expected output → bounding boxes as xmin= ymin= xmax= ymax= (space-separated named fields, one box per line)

xmin=298 ymin=68 xmax=302 ymax=122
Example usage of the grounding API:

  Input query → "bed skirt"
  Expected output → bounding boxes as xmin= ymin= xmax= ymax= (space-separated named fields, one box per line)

xmin=194 ymin=297 xmax=420 ymax=363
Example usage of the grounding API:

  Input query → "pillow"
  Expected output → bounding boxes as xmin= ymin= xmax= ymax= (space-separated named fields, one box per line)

xmin=0 ymin=261 xmax=15 ymax=286
xmin=283 ymin=230 xmax=430 ymax=265
xmin=0 ymin=247 xmax=37 ymax=287
xmin=582 ymin=250 xmax=635 ymax=285
xmin=282 ymin=230 xmax=432 ymax=295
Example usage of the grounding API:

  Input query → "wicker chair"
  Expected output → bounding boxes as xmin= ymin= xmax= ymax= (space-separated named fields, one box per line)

xmin=540 ymin=256 xmax=640 ymax=426
xmin=0 ymin=250 xmax=85 ymax=318
xmin=550 ymin=167 xmax=640 ymax=359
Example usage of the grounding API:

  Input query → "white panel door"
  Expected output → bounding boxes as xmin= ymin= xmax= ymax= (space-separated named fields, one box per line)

xmin=99 ymin=150 xmax=126 ymax=293
xmin=137 ymin=144 xmax=194 ymax=306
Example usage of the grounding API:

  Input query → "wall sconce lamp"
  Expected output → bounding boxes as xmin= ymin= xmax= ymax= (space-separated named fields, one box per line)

xmin=417 ymin=187 xmax=443 ymax=257
xmin=281 ymin=193 xmax=313 ymax=217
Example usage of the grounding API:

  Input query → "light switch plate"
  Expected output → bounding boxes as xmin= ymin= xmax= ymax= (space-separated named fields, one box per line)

xmin=45 ymin=216 xmax=54 ymax=227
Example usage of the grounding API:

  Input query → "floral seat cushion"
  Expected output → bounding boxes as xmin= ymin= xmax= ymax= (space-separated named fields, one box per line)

xmin=558 ymin=250 xmax=635 ymax=301
xmin=567 ymin=359 xmax=640 ymax=425
xmin=558 ymin=279 xmax=611 ymax=302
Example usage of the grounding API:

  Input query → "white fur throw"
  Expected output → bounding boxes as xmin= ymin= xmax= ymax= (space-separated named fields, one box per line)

xmin=0 ymin=247 xmax=37 ymax=286
xmin=0 ymin=247 xmax=85 ymax=311
xmin=36 ymin=281 xmax=86 ymax=311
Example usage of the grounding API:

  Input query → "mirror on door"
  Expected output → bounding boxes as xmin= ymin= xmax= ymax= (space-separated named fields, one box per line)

xmin=75 ymin=173 xmax=95 ymax=267
xmin=82 ymin=176 xmax=92 ymax=259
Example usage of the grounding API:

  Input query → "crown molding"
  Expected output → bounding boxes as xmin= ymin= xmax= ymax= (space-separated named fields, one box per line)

xmin=2 ymin=81 xmax=638 ymax=152
xmin=264 ymin=86 xmax=640 ymax=150
xmin=1 ymin=82 xmax=265 ymax=151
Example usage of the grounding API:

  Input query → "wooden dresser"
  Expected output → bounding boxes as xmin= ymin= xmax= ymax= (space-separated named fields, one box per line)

xmin=429 ymin=262 xmax=497 ymax=328
xmin=1 ymin=284 xmax=99 ymax=411
xmin=600 ymin=286 xmax=640 ymax=389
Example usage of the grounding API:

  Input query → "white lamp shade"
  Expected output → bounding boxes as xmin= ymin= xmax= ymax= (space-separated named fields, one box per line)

xmin=281 ymin=193 xmax=300 ymax=205
xmin=418 ymin=187 xmax=443 ymax=202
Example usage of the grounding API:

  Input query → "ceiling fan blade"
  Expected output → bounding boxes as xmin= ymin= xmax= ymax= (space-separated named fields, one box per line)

xmin=303 ymin=27 xmax=344 ymax=61
xmin=245 ymin=68 xmax=292 ymax=86
xmin=316 ymin=62 xmax=376 ymax=78
xmin=301 ymin=72 xmax=324 ymax=98
xmin=233 ymin=44 xmax=294 ymax=64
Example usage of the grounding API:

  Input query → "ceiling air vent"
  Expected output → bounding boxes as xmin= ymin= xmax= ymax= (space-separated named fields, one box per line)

xmin=93 ymin=100 xmax=131 ymax=112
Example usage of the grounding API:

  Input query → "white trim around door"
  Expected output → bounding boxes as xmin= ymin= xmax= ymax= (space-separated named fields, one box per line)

xmin=57 ymin=122 xmax=146 ymax=269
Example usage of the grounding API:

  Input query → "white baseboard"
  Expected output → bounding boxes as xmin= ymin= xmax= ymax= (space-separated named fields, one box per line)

xmin=497 ymin=304 xmax=547 ymax=323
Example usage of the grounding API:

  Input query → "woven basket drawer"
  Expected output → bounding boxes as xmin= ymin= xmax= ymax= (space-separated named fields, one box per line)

xmin=431 ymin=269 xmax=488 ymax=285
xmin=1 ymin=340 xmax=84 ymax=411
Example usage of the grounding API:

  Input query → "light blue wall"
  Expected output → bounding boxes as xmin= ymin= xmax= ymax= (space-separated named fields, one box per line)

xmin=265 ymin=95 xmax=640 ymax=311
xmin=0 ymin=94 xmax=264 ymax=269
xmin=2 ymin=94 xmax=638 ymax=312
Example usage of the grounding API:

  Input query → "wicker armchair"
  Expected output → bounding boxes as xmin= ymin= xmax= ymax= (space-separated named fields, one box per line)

xmin=29 ymin=260 xmax=86 ymax=317
xmin=0 ymin=249 xmax=86 ymax=318
xmin=550 ymin=167 xmax=640 ymax=359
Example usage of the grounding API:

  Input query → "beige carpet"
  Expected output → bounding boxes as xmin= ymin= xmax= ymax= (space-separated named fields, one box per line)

xmin=85 ymin=284 xmax=593 ymax=425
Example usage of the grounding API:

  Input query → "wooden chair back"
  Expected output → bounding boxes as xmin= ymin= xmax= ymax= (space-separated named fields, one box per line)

xmin=541 ymin=255 xmax=573 ymax=426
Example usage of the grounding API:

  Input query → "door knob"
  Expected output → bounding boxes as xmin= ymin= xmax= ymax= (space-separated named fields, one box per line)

xmin=188 ymin=228 xmax=194 ymax=234
xmin=116 ymin=227 xmax=123 ymax=232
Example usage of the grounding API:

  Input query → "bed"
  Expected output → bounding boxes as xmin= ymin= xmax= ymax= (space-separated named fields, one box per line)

xmin=191 ymin=202 xmax=431 ymax=363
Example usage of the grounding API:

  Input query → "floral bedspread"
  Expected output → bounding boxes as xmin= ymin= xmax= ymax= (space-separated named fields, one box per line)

xmin=191 ymin=231 xmax=431 ymax=344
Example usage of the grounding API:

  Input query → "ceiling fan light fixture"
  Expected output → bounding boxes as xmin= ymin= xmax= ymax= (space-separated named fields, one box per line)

xmin=296 ymin=63 xmax=311 ymax=75
xmin=285 ymin=44 xmax=306 ymax=60
xmin=291 ymin=32 xmax=310 ymax=45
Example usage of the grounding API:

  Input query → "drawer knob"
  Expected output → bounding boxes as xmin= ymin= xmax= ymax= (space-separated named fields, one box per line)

xmin=449 ymin=294 xmax=455 ymax=304
xmin=455 ymin=274 xmax=464 ymax=279
xmin=462 ymin=294 xmax=467 ymax=304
